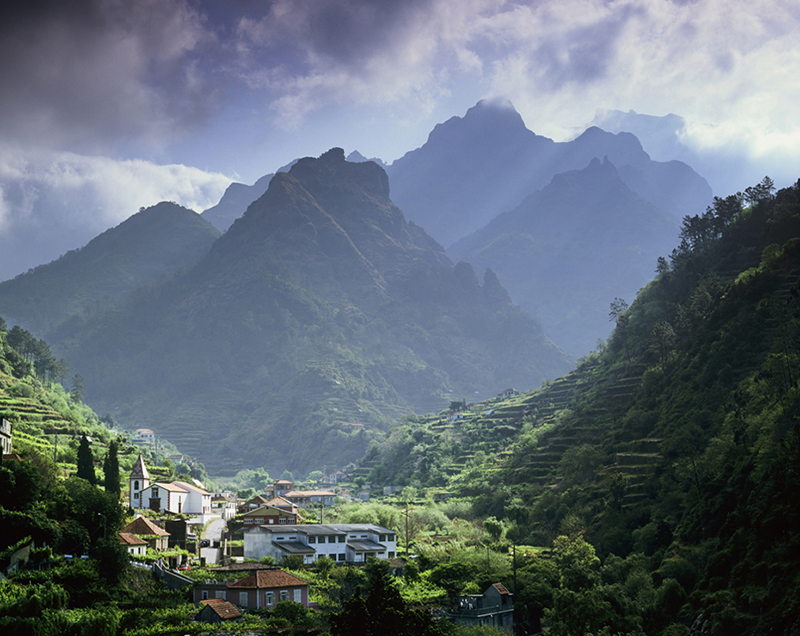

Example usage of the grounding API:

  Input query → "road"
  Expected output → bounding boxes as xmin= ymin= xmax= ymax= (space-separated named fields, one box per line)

xmin=200 ymin=516 xmax=226 ymax=566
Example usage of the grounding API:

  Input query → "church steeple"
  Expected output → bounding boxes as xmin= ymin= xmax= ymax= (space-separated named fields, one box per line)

xmin=130 ymin=454 xmax=150 ymax=509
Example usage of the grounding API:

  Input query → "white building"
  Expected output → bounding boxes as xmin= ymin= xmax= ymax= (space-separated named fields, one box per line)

xmin=244 ymin=524 xmax=397 ymax=565
xmin=139 ymin=480 xmax=211 ymax=515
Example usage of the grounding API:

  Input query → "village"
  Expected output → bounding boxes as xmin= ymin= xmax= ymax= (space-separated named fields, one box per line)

xmin=119 ymin=449 xmax=514 ymax=630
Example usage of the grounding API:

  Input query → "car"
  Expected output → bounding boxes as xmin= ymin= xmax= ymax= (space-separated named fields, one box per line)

xmin=178 ymin=564 xmax=191 ymax=571
xmin=200 ymin=539 xmax=210 ymax=548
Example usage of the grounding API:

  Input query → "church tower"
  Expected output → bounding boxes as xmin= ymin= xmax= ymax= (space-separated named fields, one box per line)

xmin=130 ymin=454 xmax=150 ymax=509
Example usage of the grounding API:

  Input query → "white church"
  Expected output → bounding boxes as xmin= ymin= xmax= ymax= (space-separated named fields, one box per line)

xmin=129 ymin=454 xmax=211 ymax=515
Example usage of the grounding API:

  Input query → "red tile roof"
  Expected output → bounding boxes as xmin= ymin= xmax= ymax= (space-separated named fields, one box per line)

xmin=198 ymin=599 xmax=243 ymax=621
xmin=228 ymin=569 xmax=309 ymax=589
xmin=121 ymin=516 xmax=170 ymax=537
xmin=118 ymin=532 xmax=148 ymax=546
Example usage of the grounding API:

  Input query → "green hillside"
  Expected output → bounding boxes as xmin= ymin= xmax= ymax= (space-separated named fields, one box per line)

xmin=364 ymin=177 xmax=800 ymax=634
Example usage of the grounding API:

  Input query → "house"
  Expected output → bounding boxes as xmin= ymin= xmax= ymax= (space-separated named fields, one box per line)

xmin=211 ymin=492 xmax=238 ymax=520
xmin=121 ymin=516 xmax=170 ymax=551
xmin=134 ymin=428 xmax=156 ymax=448
xmin=497 ymin=388 xmax=519 ymax=400
xmin=193 ymin=568 xmax=310 ymax=610
xmin=446 ymin=583 xmax=514 ymax=633
xmin=243 ymin=523 xmax=397 ymax=565
xmin=273 ymin=480 xmax=295 ymax=496
xmin=266 ymin=496 xmax=300 ymax=515
xmin=118 ymin=532 xmax=148 ymax=556
xmin=242 ymin=504 xmax=298 ymax=527
xmin=243 ymin=494 xmax=273 ymax=511
xmin=138 ymin=480 xmax=211 ymax=515
xmin=129 ymin=454 xmax=150 ymax=508
xmin=195 ymin=599 xmax=243 ymax=623
xmin=0 ymin=419 xmax=12 ymax=455
xmin=283 ymin=489 xmax=336 ymax=507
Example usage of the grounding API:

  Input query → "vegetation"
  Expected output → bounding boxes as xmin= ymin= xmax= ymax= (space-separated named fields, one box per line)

xmin=362 ymin=176 xmax=800 ymax=634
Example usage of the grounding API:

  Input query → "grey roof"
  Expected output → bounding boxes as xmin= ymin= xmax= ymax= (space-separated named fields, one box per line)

xmin=274 ymin=541 xmax=315 ymax=555
xmin=246 ymin=523 xmax=394 ymax=536
xmin=348 ymin=539 xmax=387 ymax=552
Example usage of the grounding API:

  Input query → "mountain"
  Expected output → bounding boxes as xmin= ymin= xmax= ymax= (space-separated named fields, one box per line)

xmin=449 ymin=158 xmax=680 ymax=355
xmin=201 ymin=173 xmax=274 ymax=232
xmin=360 ymin=176 xmax=800 ymax=634
xmin=201 ymin=154 xmax=383 ymax=233
xmin=39 ymin=149 xmax=572 ymax=477
xmin=385 ymin=99 xmax=711 ymax=248
xmin=0 ymin=202 xmax=220 ymax=337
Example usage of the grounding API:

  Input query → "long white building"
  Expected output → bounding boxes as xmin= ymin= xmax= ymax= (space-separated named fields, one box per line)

xmin=244 ymin=524 xmax=397 ymax=564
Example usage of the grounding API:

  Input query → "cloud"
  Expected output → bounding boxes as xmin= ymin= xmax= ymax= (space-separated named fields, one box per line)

xmin=0 ymin=148 xmax=231 ymax=280
xmin=0 ymin=0 xmax=220 ymax=153
xmin=226 ymin=0 xmax=800 ymax=170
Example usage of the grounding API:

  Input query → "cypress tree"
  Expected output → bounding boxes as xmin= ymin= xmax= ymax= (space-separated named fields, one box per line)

xmin=103 ymin=439 xmax=121 ymax=497
xmin=76 ymin=435 xmax=95 ymax=484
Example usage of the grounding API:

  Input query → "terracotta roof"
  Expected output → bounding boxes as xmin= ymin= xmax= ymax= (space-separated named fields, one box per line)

xmin=228 ymin=569 xmax=309 ymax=589
xmin=284 ymin=490 xmax=336 ymax=497
xmin=130 ymin=454 xmax=150 ymax=480
xmin=491 ymin=583 xmax=511 ymax=595
xmin=199 ymin=599 xmax=243 ymax=621
xmin=118 ymin=532 xmax=148 ymax=546
xmin=266 ymin=496 xmax=296 ymax=507
xmin=121 ymin=516 xmax=170 ymax=537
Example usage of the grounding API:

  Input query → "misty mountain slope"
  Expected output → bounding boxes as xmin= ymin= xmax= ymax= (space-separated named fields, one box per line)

xmin=54 ymin=149 xmax=572 ymax=476
xmin=385 ymin=99 xmax=711 ymax=248
xmin=0 ymin=202 xmax=220 ymax=337
xmin=449 ymin=158 xmax=680 ymax=356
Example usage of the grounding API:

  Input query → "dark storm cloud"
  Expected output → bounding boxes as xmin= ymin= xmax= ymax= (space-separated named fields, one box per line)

xmin=0 ymin=0 xmax=222 ymax=152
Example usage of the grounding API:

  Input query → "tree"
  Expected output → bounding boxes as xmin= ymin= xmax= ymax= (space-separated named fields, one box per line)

xmin=609 ymin=298 xmax=631 ymax=363
xmin=76 ymin=436 xmax=95 ymax=484
xmin=103 ymin=440 xmax=120 ymax=497
xmin=329 ymin=559 xmax=444 ymax=636
xmin=70 ymin=374 xmax=85 ymax=403
xmin=649 ymin=321 xmax=676 ymax=371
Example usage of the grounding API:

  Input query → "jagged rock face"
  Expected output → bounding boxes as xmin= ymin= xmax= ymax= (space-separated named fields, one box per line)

xmin=38 ymin=149 xmax=572 ymax=476
xmin=386 ymin=99 xmax=711 ymax=249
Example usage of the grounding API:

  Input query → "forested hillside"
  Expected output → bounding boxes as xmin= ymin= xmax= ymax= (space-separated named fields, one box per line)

xmin=363 ymin=176 xmax=800 ymax=634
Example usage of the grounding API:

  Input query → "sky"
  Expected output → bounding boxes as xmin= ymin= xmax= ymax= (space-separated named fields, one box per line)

xmin=1 ymin=0 xmax=799 ymax=281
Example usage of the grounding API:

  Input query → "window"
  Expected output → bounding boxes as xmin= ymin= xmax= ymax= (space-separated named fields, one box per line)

xmin=201 ymin=590 xmax=208 ymax=600
xmin=152 ymin=487 xmax=159 ymax=497
xmin=266 ymin=592 xmax=274 ymax=606
xmin=239 ymin=592 xmax=248 ymax=606
xmin=328 ymin=536 xmax=336 ymax=543
xmin=280 ymin=590 xmax=288 ymax=602
xmin=133 ymin=492 xmax=139 ymax=499
xmin=338 ymin=553 xmax=346 ymax=561
xmin=294 ymin=589 xmax=302 ymax=603
xmin=133 ymin=480 xmax=139 ymax=491
xmin=215 ymin=591 xmax=226 ymax=599
xmin=337 ymin=536 xmax=345 ymax=543
xmin=279 ymin=518 xmax=287 ymax=524
xmin=308 ymin=536 xmax=316 ymax=543
xmin=389 ymin=552 xmax=395 ymax=558
xmin=379 ymin=535 xmax=385 ymax=541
